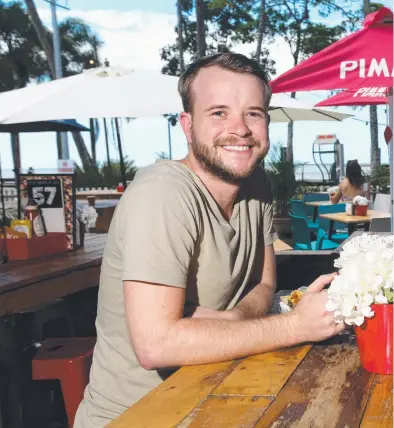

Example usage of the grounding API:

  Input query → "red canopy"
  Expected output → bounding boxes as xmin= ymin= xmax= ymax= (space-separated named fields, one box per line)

xmin=316 ymin=87 xmax=388 ymax=107
xmin=271 ymin=7 xmax=393 ymax=93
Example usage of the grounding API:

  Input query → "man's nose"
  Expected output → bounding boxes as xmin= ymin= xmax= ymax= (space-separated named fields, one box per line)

xmin=226 ymin=115 xmax=251 ymax=138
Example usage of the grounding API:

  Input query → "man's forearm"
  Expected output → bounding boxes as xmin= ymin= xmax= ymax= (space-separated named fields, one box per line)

xmin=231 ymin=282 xmax=275 ymax=320
xmin=146 ymin=311 xmax=304 ymax=369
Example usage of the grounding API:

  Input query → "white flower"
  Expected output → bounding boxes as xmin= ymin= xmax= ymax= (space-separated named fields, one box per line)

xmin=325 ymin=234 xmax=394 ymax=326
xmin=353 ymin=195 xmax=369 ymax=206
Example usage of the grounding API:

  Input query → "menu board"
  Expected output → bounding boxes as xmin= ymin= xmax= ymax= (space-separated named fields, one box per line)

xmin=19 ymin=174 xmax=76 ymax=250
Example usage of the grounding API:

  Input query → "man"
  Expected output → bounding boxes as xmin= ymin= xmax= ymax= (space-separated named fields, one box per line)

xmin=75 ymin=53 xmax=344 ymax=427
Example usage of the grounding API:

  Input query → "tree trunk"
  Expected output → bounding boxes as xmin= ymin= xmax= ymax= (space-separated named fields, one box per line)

xmin=369 ymin=104 xmax=380 ymax=173
xmin=103 ymin=118 xmax=112 ymax=167
xmin=24 ymin=0 xmax=95 ymax=171
xmin=255 ymin=0 xmax=266 ymax=62
xmin=363 ymin=0 xmax=380 ymax=175
xmin=195 ymin=0 xmax=206 ymax=57
xmin=177 ymin=0 xmax=185 ymax=72
xmin=24 ymin=0 xmax=56 ymax=78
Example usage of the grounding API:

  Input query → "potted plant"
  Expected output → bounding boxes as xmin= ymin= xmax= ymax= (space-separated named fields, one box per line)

xmin=265 ymin=144 xmax=298 ymax=237
xmin=326 ymin=233 xmax=393 ymax=374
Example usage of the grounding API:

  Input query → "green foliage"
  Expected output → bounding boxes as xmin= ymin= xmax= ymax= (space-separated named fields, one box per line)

xmin=75 ymin=158 xmax=138 ymax=188
xmin=0 ymin=1 xmax=102 ymax=92
xmin=265 ymin=144 xmax=298 ymax=217
xmin=371 ymin=164 xmax=390 ymax=195
xmin=0 ymin=1 xmax=47 ymax=91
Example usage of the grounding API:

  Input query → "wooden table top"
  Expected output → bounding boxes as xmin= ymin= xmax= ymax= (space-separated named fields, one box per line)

xmin=319 ymin=210 xmax=391 ymax=224
xmin=304 ymin=200 xmax=332 ymax=207
xmin=273 ymin=239 xmax=292 ymax=252
xmin=76 ymin=190 xmax=123 ymax=200
xmin=0 ymin=234 xmax=106 ymax=315
xmin=109 ymin=342 xmax=392 ymax=428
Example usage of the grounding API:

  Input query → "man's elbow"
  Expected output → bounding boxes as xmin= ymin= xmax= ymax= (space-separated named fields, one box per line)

xmin=134 ymin=342 xmax=169 ymax=371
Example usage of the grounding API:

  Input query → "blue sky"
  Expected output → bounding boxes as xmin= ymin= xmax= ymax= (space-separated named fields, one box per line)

xmin=0 ymin=0 xmax=392 ymax=178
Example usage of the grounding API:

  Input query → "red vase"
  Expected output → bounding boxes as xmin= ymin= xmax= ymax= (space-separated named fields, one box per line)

xmin=354 ymin=204 xmax=368 ymax=216
xmin=354 ymin=304 xmax=393 ymax=374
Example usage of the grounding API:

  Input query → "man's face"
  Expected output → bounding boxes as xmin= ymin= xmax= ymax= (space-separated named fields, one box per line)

xmin=181 ymin=66 xmax=270 ymax=183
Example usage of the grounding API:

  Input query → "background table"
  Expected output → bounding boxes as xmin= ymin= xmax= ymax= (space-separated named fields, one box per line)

xmin=319 ymin=210 xmax=391 ymax=237
xmin=109 ymin=341 xmax=392 ymax=427
xmin=304 ymin=200 xmax=332 ymax=221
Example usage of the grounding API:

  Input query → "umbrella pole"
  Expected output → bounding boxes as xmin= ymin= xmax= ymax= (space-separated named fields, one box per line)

xmin=114 ymin=118 xmax=127 ymax=189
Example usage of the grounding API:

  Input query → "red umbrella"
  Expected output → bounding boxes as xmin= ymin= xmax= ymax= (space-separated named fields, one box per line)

xmin=271 ymin=7 xmax=393 ymax=92
xmin=315 ymin=87 xmax=388 ymax=107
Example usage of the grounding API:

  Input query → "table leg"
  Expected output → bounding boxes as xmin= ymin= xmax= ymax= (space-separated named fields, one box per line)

xmin=313 ymin=207 xmax=318 ymax=223
xmin=347 ymin=223 xmax=356 ymax=235
xmin=328 ymin=220 xmax=334 ymax=239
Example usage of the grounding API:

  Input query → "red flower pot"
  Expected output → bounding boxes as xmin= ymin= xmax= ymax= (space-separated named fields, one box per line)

xmin=354 ymin=204 xmax=368 ymax=216
xmin=354 ymin=304 xmax=393 ymax=374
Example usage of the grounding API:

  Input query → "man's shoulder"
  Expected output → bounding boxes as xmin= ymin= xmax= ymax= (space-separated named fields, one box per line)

xmin=243 ymin=165 xmax=272 ymax=202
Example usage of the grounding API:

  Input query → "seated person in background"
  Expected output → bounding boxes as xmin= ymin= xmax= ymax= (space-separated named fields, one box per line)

xmin=330 ymin=160 xmax=365 ymax=204
xmin=75 ymin=53 xmax=344 ymax=428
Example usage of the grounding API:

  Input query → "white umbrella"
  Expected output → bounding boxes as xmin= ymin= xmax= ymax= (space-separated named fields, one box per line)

xmin=269 ymin=94 xmax=352 ymax=122
xmin=0 ymin=67 xmax=182 ymax=123
xmin=0 ymin=67 xmax=351 ymax=124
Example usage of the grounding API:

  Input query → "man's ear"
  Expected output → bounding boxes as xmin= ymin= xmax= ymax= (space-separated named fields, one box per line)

xmin=179 ymin=112 xmax=192 ymax=144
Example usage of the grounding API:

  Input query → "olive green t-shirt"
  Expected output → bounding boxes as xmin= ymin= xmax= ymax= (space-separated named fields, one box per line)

xmin=75 ymin=160 xmax=277 ymax=427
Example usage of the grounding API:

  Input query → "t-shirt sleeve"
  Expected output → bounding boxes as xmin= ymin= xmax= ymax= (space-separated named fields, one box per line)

xmin=116 ymin=178 xmax=199 ymax=288
xmin=262 ymin=182 xmax=278 ymax=246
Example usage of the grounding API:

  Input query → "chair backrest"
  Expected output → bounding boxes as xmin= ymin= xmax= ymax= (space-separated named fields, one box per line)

xmin=317 ymin=203 xmax=346 ymax=233
xmin=373 ymin=194 xmax=391 ymax=213
xmin=289 ymin=199 xmax=307 ymax=219
xmin=289 ymin=213 xmax=311 ymax=249
xmin=304 ymin=193 xmax=330 ymax=217
xmin=370 ymin=217 xmax=392 ymax=232
xmin=315 ymin=228 xmax=328 ymax=250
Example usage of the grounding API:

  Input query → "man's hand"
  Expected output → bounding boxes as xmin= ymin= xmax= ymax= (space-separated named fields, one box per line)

xmin=293 ymin=273 xmax=345 ymax=342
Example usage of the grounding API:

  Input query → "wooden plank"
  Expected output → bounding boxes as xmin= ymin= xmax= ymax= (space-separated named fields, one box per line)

xmin=360 ymin=374 xmax=393 ymax=428
xmin=177 ymin=395 xmax=272 ymax=428
xmin=254 ymin=344 xmax=375 ymax=427
xmin=213 ymin=345 xmax=311 ymax=397
xmin=0 ymin=264 xmax=100 ymax=315
xmin=108 ymin=360 xmax=242 ymax=428
xmin=274 ymin=239 xmax=292 ymax=252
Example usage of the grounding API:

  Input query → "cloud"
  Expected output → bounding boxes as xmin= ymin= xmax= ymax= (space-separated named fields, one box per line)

xmin=37 ymin=8 xmax=178 ymax=70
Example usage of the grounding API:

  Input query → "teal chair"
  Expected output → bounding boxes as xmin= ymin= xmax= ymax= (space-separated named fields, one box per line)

xmin=289 ymin=199 xmax=319 ymax=232
xmin=304 ymin=193 xmax=330 ymax=218
xmin=317 ymin=203 xmax=348 ymax=243
xmin=290 ymin=213 xmax=339 ymax=250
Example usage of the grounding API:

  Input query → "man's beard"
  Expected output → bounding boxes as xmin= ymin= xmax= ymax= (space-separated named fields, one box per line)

xmin=190 ymin=128 xmax=267 ymax=184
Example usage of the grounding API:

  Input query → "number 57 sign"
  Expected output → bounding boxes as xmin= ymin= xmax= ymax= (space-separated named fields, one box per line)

xmin=27 ymin=179 xmax=63 ymax=209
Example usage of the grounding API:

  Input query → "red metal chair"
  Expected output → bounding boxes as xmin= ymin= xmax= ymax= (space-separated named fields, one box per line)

xmin=32 ymin=337 xmax=95 ymax=427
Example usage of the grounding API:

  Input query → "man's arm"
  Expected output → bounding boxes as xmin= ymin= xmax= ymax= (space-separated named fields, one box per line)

xmin=229 ymin=244 xmax=276 ymax=320
xmin=124 ymin=274 xmax=344 ymax=370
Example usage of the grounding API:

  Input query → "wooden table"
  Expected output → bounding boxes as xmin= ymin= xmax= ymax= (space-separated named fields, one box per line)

xmin=109 ymin=342 xmax=392 ymax=428
xmin=305 ymin=200 xmax=332 ymax=221
xmin=76 ymin=190 xmax=123 ymax=200
xmin=319 ymin=210 xmax=391 ymax=238
xmin=0 ymin=234 xmax=106 ymax=316
xmin=273 ymin=239 xmax=292 ymax=252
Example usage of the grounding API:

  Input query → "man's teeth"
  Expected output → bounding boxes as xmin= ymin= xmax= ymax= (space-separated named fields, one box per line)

xmin=222 ymin=146 xmax=250 ymax=151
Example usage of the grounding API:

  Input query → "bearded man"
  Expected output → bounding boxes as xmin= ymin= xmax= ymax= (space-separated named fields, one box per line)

xmin=75 ymin=52 xmax=344 ymax=427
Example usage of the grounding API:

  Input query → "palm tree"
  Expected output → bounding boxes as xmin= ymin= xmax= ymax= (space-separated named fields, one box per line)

xmin=195 ymin=0 xmax=206 ymax=57
xmin=177 ymin=0 xmax=185 ymax=72
xmin=255 ymin=0 xmax=266 ymax=62
xmin=363 ymin=0 xmax=380 ymax=175
xmin=23 ymin=0 xmax=98 ymax=170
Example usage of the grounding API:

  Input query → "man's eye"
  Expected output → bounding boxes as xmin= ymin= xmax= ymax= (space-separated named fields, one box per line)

xmin=248 ymin=111 xmax=263 ymax=118
xmin=212 ymin=111 xmax=225 ymax=117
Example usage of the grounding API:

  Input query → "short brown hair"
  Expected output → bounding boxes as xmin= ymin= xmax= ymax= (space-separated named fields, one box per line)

xmin=178 ymin=52 xmax=272 ymax=113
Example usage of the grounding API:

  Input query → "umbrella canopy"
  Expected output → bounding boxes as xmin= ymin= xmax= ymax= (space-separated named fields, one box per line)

xmin=0 ymin=119 xmax=89 ymax=133
xmin=0 ymin=67 xmax=182 ymax=124
xmin=271 ymin=7 xmax=393 ymax=92
xmin=315 ymin=87 xmax=388 ymax=107
xmin=269 ymin=94 xmax=351 ymax=122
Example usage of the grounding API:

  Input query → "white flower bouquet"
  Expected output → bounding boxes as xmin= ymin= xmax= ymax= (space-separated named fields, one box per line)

xmin=76 ymin=204 xmax=98 ymax=231
xmin=326 ymin=234 xmax=394 ymax=326
xmin=353 ymin=195 xmax=369 ymax=206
